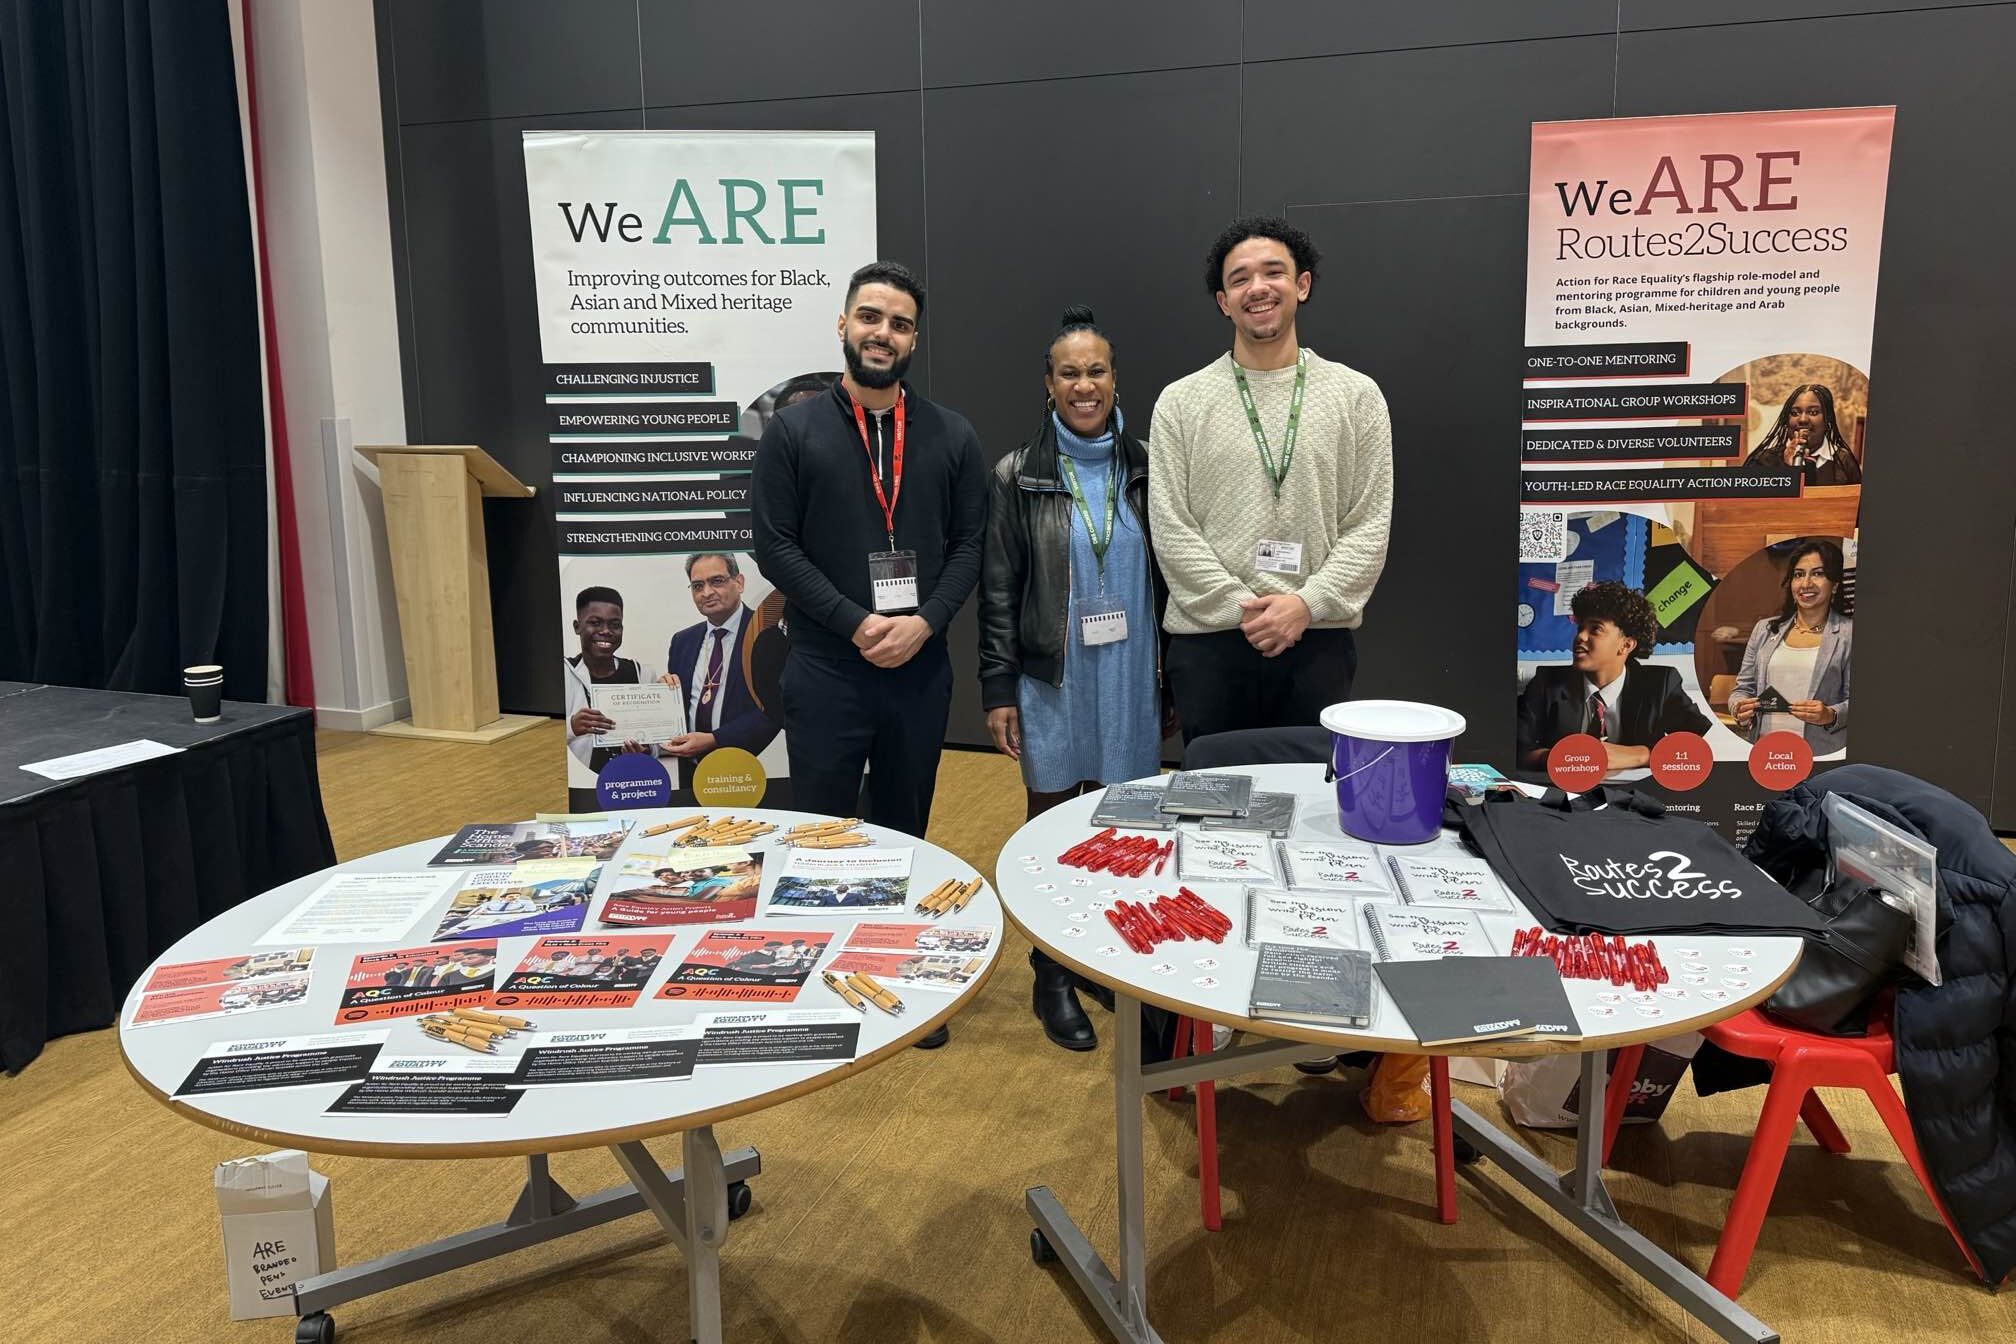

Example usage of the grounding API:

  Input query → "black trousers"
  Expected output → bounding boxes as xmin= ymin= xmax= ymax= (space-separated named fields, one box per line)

xmin=780 ymin=641 xmax=952 ymax=835
xmin=1165 ymin=626 xmax=1357 ymax=744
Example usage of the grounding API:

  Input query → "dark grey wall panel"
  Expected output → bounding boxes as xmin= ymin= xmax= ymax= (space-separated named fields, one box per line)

xmin=398 ymin=109 xmax=641 ymax=715
xmin=1240 ymin=36 xmax=1616 ymax=214
xmin=1245 ymin=1 xmax=1616 ymax=62
xmin=923 ymin=66 xmax=1243 ymax=745
xmin=921 ymin=2 xmax=1228 ymax=88
xmin=1289 ymin=196 xmax=1526 ymax=766
xmin=1621 ymin=0 xmax=2006 ymax=31
xmin=386 ymin=0 xmax=642 ymax=124
xmin=643 ymin=92 xmax=930 ymax=387
xmin=640 ymin=2 xmax=921 ymax=107
xmin=1617 ymin=3 xmax=2016 ymax=815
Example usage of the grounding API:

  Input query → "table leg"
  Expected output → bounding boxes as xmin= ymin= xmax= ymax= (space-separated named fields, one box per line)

xmin=1448 ymin=1050 xmax=1779 ymax=1344
xmin=611 ymin=1128 xmax=731 ymax=1344
xmin=1026 ymin=992 xmax=1164 ymax=1344
xmin=293 ymin=1146 xmax=760 ymax=1319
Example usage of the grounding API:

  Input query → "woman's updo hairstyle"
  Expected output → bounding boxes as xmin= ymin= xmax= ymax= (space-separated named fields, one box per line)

xmin=1045 ymin=305 xmax=1115 ymax=373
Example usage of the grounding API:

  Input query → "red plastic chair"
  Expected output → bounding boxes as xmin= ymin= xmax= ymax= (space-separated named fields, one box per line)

xmin=1172 ymin=1017 xmax=1460 ymax=1229
xmin=1601 ymin=1007 xmax=1983 ymax=1295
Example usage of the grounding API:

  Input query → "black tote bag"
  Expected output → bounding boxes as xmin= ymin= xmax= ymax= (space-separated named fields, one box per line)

xmin=1450 ymin=786 xmax=1831 ymax=938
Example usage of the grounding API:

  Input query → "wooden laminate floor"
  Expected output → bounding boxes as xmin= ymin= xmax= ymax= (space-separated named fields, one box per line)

xmin=1 ymin=722 xmax=2004 ymax=1342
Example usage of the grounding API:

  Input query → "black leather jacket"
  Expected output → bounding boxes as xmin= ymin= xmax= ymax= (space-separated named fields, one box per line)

xmin=978 ymin=416 xmax=1163 ymax=710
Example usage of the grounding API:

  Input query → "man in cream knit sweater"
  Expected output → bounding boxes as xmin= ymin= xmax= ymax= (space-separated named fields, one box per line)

xmin=1148 ymin=216 xmax=1393 ymax=742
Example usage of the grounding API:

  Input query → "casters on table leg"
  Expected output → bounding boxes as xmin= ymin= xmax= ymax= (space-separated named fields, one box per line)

xmin=1453 ymin=1134 xmax=1482 ymax=1165
xmin=1030 ymin=1228 xmax=1059 ymax=1265
xmin=295 ymin=1312 xmax=335 ymax=1344
xmin=726 ymin=1180 xmax=753 ymax=1221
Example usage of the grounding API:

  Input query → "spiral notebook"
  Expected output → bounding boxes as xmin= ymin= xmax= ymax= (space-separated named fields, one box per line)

xmin=1386 ymin=855 xmax=1518 ymax=913
xmin=1362 ymin=905 xmax=1497 ymax=961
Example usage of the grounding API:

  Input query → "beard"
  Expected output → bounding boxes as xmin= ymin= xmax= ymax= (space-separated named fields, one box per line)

xmin=842 ymin=334 xmax=912 ymax=389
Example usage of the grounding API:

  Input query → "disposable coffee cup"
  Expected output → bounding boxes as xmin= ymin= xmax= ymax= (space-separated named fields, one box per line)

xmin=184 ymin=665 xmax=224 ymax=723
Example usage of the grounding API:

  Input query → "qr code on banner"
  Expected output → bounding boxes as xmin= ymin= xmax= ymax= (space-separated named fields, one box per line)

xmin=1519 ymin=509 xmax=1569 ymax=563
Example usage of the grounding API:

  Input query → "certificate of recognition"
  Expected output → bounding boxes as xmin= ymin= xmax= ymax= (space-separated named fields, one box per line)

xmin=592 ymin=682 xmax=687 ymax=747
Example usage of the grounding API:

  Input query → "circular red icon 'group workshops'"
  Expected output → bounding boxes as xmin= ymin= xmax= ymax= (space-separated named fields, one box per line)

xmin=1649 ymin=732 xmax=1713 ymax=792
xmin=1748 ymin=730 xmax=1814 ymax=790
xmin=1546 ymin=733 xmax=1608 ymax=793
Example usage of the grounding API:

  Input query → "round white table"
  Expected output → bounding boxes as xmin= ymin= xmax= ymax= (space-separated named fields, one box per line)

xmin=996 ymin=764 xmax=1800 ymax=1344
xmin=120 ymin=806 xmax=1002 ymax=1344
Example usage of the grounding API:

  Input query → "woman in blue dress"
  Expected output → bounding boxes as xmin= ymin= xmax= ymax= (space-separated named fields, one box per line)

xmin=979 ymin=306 xmax=1166 ymax=1050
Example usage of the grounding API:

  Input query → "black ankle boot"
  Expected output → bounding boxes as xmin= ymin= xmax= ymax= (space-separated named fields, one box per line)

xmin=1030 ymin=950 xmax=1096 ymax=1051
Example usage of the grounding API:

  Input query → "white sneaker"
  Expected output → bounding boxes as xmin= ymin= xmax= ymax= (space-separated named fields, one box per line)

xmin=1211 ymin=1023 xmax=1234 ymax=1051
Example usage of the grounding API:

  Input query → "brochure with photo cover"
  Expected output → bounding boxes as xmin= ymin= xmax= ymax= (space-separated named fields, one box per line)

xmin=1362 ymin=906 xmax=1497 ymax=962
xmin=1276 ymin=842 xmax=1393 ymax=896
xmin=492 ymin=933 xmax=675 ymax=1010
xmin=334 ymin=942 xmax=498 ymax=1023
xmin=1201 ymin=791 xmax=1296 ymax=837
xmin=1374 ymin=957 xmax=1575 ymax=1046
xmin=430 ymin=860 xmax=599 ymax=941
xmin=1243 ymin=888 xmax=1360 ymax=949
xmin=1177 ymin=831 xmax=1278 ymax=885
xmin=825 ymin=922 xmax=995 ymax=994
xmin=600 ymin=847 xmax=764 ymax=926
xmin=1087 ymin=784 xmax=1177 ymax=831
xmin=1157 ymin=771 xmax=1254 ymax=818
xmin=1448 ymin=762 xmax=1516 ymax=804
xmin=767 ymin=848 xmax=912 ymax=914
xmin=1386 ymin=855 xmax=1518 ymax=913
xmin=129 ymin=948 xmax=317 ymax=1029
xmin=428 ymin=818 xmax=633 ymax=867
xmin=1247 ymin=942 xmax=1374 ymax=1029
xmin=656 ymin=928 xmax=833 ymax=1004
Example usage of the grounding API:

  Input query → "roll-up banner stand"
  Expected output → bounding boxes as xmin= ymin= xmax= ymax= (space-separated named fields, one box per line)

xmin=524 ymin=131 xmax=877 ymax=811
xmin=1517 ymin=108 xmax=1893 ymax=841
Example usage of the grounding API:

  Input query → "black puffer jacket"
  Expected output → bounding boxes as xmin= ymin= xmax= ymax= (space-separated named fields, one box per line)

xmin=1748 ymin=766 xmax=2015 ymax=1283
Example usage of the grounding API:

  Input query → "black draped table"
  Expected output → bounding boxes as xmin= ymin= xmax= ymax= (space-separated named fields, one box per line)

xmin=0 ymin=684 xmax=335 ymax=1072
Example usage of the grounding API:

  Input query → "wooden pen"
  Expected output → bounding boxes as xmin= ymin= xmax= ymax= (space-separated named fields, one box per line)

xmin=846 ymin=972 xmax=905 ymax=1015
xmin=452 ymin=1006 xmax=534 ymax=1032
xmin=947 ymin=878 xmax=982 ymax=915
xmin=642 ymin=814 xmax=706 ymax=837
xmin=821 ymin=970 xmax=869 ymax=1013
xmin=421 ymin=1022 xmax=499 ymax=1053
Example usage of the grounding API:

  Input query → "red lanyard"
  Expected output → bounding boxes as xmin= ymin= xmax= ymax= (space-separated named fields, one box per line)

xmin=850 ymin=388 xmax=905 ymax=549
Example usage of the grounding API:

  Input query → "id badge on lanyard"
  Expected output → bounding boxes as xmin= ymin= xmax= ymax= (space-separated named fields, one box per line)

xmin=1059 ymin=455 xmax=1128 ymax=646
xmin=854 ymin=392 xmax=920 ymax=614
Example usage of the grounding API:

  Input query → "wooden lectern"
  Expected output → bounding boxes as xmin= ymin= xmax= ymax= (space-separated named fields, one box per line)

xmin=356 ymin=445 xmax=546 ymax=744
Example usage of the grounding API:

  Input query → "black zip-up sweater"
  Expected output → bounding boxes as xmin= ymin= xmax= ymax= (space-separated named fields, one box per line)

xmin=751 ymin=380 xmax=987 ymax=661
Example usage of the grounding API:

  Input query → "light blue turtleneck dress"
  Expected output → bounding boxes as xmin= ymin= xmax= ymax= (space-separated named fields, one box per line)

xmin=1016 ymin=414 xmax=1161 ymax=791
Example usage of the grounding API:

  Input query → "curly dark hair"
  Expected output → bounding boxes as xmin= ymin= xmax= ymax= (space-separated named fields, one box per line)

xmin=843 ymin=260 xmax=925 ymax=323
xmin=1203 ymin=215 xmax=1321 ymax=300
xmin=1568 ymin=581 xmax=1659 ymax=661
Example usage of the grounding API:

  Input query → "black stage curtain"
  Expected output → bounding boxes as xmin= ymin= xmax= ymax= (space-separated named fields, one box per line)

xmin=0 ymin=0 xmax=268 ymax=701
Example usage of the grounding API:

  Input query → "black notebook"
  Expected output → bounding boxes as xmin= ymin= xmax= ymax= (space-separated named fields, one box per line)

xmin=1373 ymin=956 xmax=1579 ymax=1046
xmin=1247 ymin=942 xmax=1374 ymax=1028
xmin=1157 ymin=771 xmax=1254 ymax=818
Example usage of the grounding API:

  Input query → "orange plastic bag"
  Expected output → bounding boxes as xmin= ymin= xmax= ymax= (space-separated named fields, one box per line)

xmin=1360 ymin=1052 xmax=1432 ymax=1123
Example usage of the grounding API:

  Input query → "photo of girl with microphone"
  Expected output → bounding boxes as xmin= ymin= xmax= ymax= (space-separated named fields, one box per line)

xmin=1742 ymin=382 xmax=1863 ymax=485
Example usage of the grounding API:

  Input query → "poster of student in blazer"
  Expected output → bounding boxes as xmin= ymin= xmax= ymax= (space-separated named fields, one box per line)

xmin=523 ymin=130 xmax=877 ymax=809
xmin=1516 ymin=107 xmax=1891 ymax=842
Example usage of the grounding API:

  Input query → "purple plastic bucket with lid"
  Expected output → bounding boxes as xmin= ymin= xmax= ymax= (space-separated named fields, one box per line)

xmin=1318 ymin=700 xmax=1468 ymax=845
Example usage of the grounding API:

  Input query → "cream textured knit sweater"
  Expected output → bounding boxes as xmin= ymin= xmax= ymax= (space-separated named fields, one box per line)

xmin=1147 ymin=350 xmax=1393 ymax=635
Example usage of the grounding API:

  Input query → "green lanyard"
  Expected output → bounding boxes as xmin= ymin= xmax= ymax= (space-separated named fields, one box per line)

xmin=1231 ymin=348 xmax=1306 ymax=500
xmin=1057 ymin=453 xmax=1120 ymax=585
